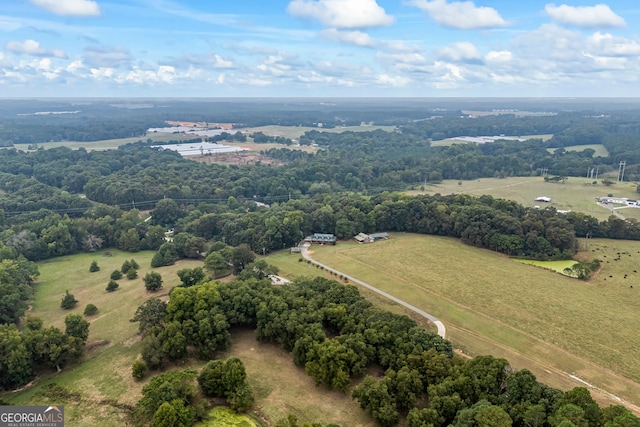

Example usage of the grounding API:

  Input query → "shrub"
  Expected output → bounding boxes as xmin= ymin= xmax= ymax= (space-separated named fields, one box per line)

xmin=121 ymin=260 xmax=133 ymax=274
xmin=127 ymin=269 xmax=138 ymax=280
xmin=84 ymin=304 xmax=98 ymax=316
xmin=132 ymin=360 xmax=147 ymax=380
xmin=60 ymin=290 xmax=78 ymax=309
xmin=106 ymin=280 xmax=119 ymax=292
xmin=110 ymin=270 xmax=123 ymax=280
xmin=89 ymin=260 xmax=100 ymax=272
xmin=144 ymin=272 xmax=163 ymax=291
xmin=130 ymin=259 xmax=140 ymax=269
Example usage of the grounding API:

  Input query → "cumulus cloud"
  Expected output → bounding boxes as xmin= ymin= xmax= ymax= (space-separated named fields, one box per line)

xmin=83 ymin=45 xmax=131 ymax=68
xmin=287 ymin=0 xmax=394 ymax=28
xmin=29 ymin=0 xmax=101 ymax=17
xmin=320 ymin=29 xmax=375 ymax=46
xmin=409 ymin=0 xmax=508 ymax=29
xmin=545 ymin=3 xmax=626 ymax=28
xmin=435 ymin=41 xmax=483 ymax=63
xmin=485 ymin=50 xmax=513 ymax=63
xmin=587 ymin=32 xmax=640 ymax=57
xmin=5 ymin=39 xmax=67 ymax=58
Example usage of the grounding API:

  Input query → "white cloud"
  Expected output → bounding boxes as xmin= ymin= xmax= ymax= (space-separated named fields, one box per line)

xmin=213 ymin=55 xmax=234 ymax=69
xmin=180 ymin=52 xmax=235 ymax=69
xmin=287 ymin=0 xmax=394 ymax=28
xmin=409 ymin=0 xmax=508 ymax=29
xmin=587 ymin=32 xmax=640 ymax=57
xmin=0 ymin=52 xmax=11 ymax=68
xmin=29 ymin=0 xmax=101 ymax=17
xmin=485 ymin=50 xmax=512 ymax=63
xmin=376 ymin=74 xmax=411 ymax=87
xmin=83 ymin=45 xmax=131 ymax=68
xmin=435 ymin=41 xmax=483 ymax=63
xmin=545 ymin=3 xmax=626 ymax=28
xmin=5 ymin=39 xmax=67 ymax=58
xmin=320 ymin=29 xmax=375 ymax=47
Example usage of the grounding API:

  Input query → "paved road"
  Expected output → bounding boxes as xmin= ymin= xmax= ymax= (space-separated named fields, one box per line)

xmin=301 ymin=245 xmax=447 ymax=338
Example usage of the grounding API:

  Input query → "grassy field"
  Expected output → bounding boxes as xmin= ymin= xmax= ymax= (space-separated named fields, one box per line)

xmin=430 ymin=134 xmax=554 ymax=147
xmin=547 ymin=144 xmax=610 ymax=157
xmin=409 ymin=176 xmax=640 ymax=221
xmin=239 ymin=124 xmax=397 ymax=141
xmin=5 ymin=250 xmax=377 ymax=426
xmin=220 ymin=329 xmax=373 ymax=427
xmin=13 ymin=132 xmax=196 ymax=152
xmin=308 ymin=234 xmax=640 ymax=412
xmin=513 ymin=259 xmax=578 ymax=274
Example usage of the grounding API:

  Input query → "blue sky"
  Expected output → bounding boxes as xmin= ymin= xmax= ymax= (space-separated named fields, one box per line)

xmin=1 ymin=0 xmax=640 ymax=97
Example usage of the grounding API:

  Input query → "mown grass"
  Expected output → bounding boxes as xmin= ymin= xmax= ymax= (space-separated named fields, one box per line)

xmin=409 ymin=176 xmax=640 ymax=220
xmin=5 ymin=250 xmax=203 ymax=426
xmin=309 ymin=234 xmax=640 ymax=410
xmin=547 ymin=144 xmax=610 ymax=157
xmin=220 ymin=329 xmax=373 ymax=427
xmin=513 ymin=259 xmax=578 ymax=274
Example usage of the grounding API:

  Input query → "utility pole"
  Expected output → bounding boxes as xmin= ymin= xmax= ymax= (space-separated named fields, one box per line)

xmin=618 ymin=161 xmax=627 ymax=182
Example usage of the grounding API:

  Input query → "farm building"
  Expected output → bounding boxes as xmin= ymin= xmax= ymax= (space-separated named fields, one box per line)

xmin=151 ymin=142 xmax=246 ymax=157
xmin=304 ymin=233 xmax=336 ymax=245
xmin=598 ymin=196 xmax=638 ymax=205
xmin=354 ymin=232 xmax=389 ymax=243
xmin=370 ymin=232 xmax=389 ymax=241
xmin=534 ymin=196 xmax=551 ymax=202
xmin=354 ymin=233 xmax=374 ymax=244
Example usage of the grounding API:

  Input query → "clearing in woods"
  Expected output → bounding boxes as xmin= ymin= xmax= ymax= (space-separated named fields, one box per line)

xmin=409 ymin=176 xmax=640 ymax=221
xmin=308 ymin=233 xmax=640 ymax=412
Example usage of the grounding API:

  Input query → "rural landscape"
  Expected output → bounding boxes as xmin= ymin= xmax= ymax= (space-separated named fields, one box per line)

xmin=3 ymin=97 xmax=640 ymax=427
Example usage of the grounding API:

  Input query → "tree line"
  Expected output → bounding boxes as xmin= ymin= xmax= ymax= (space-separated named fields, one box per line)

xmin=129 ymin=274 xmax=639 ymax=426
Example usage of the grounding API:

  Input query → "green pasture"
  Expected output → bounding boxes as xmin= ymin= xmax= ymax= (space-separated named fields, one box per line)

xmin=195 ymin=407 xmax=257 ymax=426
xmin=219 ymin=329 xmax=373 ymax=427
xmin=411 ymin=176 xmax=640 ymax=221
xmin=308 ymin=233 xmax=640 ymax=409
xmin=513 ymin=259 xmax=578 ymax=274
xmin=239 ymin=124 xmax=397 ymax=141
xmin=547 ymin=144 xmax=610 ymax=157
xmin=13 ymin=132 xmax=195 ymax=152
xmin=5 ymin=250 xmax=375 ymax=427
xmin=430 ymin=134 xmax=553 ymax=147
xmin=265 ymin=251 xmax=437 ymax=332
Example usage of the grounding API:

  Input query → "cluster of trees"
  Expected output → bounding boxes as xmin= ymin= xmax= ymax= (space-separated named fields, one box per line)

xmin=0 ymin=314 xmax=89 ymax=390
xmin=130 ymin=274 xmax=639 ymax=426
xmin=250 ymin=131 xmax=293 ymax=145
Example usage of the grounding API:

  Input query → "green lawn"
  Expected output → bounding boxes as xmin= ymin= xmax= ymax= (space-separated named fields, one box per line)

xmin=307 ymin=234 xmax=640 ymax=410
xmin=409 ymin=176 xmax=640 ymax=220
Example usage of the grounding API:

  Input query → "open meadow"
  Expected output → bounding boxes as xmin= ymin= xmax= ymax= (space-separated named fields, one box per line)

xmin=307 ymin=233 xmax=640 ymax=412
xmin=13 ymin=132 xmax=197 ymax=152
xmin=411 ymin=176 xmax=640 ymax=220
xmin=5 ymin=250 xmax=375 ymax=427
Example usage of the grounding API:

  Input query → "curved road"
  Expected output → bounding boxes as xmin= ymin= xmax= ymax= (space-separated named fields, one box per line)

xmin=301 ymin=245 xmax=447 ymax=338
